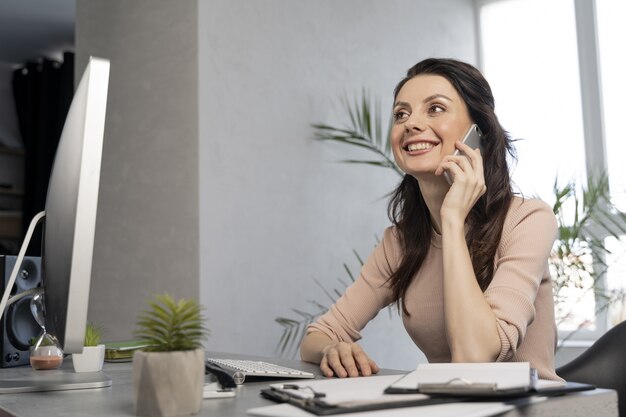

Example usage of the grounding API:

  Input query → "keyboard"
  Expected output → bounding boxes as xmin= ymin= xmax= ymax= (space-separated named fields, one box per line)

xmin=205 ymin=358 xmax=315 ymax=385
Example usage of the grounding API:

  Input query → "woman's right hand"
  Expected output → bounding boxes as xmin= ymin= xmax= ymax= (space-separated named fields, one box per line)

xmin=320 ymin=341 xmax=380 ymax=378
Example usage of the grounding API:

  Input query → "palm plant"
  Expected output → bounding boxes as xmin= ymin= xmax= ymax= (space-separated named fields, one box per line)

xmin=311 ymin=91 xmax=402 ymax=177
xmin=275 ymin=250 xmax=365 ymax=358
xmin=135 ymin=293 xmax=209 ymax=352
xmin=276 ymin=91 xmax=626 ymax=356
xmin=275 ymin=91 xmax=399 ymax=357
xmin=550 ymin=175 xmax=626 ymax=342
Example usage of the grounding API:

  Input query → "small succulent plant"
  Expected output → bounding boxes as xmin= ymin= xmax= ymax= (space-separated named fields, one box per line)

xmin=84 ymin=322 xmax=104 ymax=346
xmin=134 ymin=293 xmax=209 ymax=352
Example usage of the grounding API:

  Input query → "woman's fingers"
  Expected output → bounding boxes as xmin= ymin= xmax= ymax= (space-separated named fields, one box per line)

xmin=438 ymin=147 xmax=485 ymax=195
xmin=325 ymin=345 xmax=348 ymax=377
xmin=320 ymin=342 xmax=377 ymax=378
xmin=319 ymin=353 xmax=335 ymax=377
xmin=351 ymin=344 xmax=373 ymax=376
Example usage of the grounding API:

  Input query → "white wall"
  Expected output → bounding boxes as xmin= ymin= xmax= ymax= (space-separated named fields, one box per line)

xmin=199 ymin=0 xmax=477 ymax=371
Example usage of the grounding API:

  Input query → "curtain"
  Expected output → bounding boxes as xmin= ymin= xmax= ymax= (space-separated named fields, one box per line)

xmin=12 ymin=52 xmax=74 ymax=255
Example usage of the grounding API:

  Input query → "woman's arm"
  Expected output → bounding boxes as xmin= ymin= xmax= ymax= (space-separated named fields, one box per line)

xmin=437 ymin=142 xmax=500 ymax=361
xmin=441 ymin=216 xmax=501 ymax=362
xmin=299 ymin=228 xmax=397 ymax=377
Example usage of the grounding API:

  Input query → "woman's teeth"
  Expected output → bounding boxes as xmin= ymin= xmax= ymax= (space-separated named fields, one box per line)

xmin=407 ymin=142 xmax=434 ymax=151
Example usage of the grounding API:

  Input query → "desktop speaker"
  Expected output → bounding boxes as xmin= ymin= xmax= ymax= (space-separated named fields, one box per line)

xmin=0 ymin=255 xmax=42 ymax=367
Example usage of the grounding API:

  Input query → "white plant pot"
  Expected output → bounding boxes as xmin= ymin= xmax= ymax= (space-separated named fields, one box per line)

xmin=72 ymin=344 xmax=105 ymax=373
xmin=133 ymin=348 xmax=205 ymax=417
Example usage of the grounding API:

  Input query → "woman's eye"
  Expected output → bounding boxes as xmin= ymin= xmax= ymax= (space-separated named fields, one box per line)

xmin=428 ymin=104 xmax=445 ymax=113
xmin=393 ymin=110 xmax=409 ymax=121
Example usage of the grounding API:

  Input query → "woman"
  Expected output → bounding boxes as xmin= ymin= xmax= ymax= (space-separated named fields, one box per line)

xmin=300 ymin=58 xmax=561 ymax=381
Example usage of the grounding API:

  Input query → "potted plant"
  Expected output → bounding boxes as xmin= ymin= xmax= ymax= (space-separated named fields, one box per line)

xmin=133 ymin=293 xmax=209 ymax=417
xmin=72 ymin=322 xmax=105 ymax=373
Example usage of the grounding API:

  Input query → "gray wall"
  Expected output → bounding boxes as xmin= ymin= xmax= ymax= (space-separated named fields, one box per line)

xmin=198 ymin=0 xmax=477 ymax=370
xmin=75 ymin=0 xmax=478 ymax=370
xmin=75 ymin=0 xmax=199 ymax=339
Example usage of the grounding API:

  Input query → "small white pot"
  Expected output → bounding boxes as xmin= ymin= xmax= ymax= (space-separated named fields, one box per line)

xmin=72 ymin=344 xmax=105 ymax=373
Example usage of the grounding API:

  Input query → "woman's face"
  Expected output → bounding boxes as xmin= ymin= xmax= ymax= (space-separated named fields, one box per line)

xmin=391 ymin=74 xmax=473 ymax=179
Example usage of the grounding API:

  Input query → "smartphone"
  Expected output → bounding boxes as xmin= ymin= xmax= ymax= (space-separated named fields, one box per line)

xmin=443 ymin=124 xmax=483 ymax=185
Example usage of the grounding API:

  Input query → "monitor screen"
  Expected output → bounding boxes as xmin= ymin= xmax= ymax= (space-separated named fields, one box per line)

xmin=42 ymin=57 xmax=109 ymax=354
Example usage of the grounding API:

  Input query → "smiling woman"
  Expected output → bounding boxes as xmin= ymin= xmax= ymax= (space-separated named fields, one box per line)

xmin=300 ymin=58 xmax=563 ymax=381
xmin=390 ymin=75 xmax=473 ymax=178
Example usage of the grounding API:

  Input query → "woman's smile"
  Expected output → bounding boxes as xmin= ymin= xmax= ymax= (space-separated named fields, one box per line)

xmin=403 ymin=140 xmax=439 ymax=154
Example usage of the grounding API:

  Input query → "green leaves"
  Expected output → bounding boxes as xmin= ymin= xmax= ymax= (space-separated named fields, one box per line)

xmin=275 ymin=248 xmax=367 ymax=358
xmin=312 ymin=91 xmax=403 ymax=178
xmin=550 ymin=173 xmax=626 ymax=337
xmin=134 ymin=293 xmax=209 ymax=352
xmin=84 ymin=322 xmax=103 ymax=347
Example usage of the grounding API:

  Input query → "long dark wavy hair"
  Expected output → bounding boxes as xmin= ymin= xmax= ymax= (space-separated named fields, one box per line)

xmin=388 ymin=58 xmax=516 ymax=316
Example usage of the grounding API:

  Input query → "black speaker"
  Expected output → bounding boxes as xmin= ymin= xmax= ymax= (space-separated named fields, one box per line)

xmin=0 ymin=255 xmax=42 ymax=367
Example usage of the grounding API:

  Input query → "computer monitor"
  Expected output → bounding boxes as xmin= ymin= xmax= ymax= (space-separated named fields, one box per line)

xmin=0 ymin=57 xmax=112 ymax=394
xmin=42 ymin=56 xmax=109 ymax=353
xmin=0 ymin=56 xmax=110 ymax=354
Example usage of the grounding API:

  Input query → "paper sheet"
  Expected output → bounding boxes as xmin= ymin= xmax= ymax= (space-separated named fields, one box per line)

xmin=392 ymin=362 xmax=531 ymax=390
xmin=247 ymin=401 xmax=515 ymax=417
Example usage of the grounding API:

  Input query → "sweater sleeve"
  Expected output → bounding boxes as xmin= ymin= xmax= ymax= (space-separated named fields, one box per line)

xmin=484 ymin=199 xmax=557 ymax=361
xmin=306 ymin=227 xmax=398 ymax=343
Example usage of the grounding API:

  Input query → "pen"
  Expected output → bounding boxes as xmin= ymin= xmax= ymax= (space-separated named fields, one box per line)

xmin=272 ymin=384 xmax=326 ymax=398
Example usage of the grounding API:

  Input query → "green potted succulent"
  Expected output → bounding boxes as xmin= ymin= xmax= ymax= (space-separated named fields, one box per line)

xmin=72 ymin=322 xmax=105 ymax=372
xmin=133 ymin=293 xmax=209 ymax=417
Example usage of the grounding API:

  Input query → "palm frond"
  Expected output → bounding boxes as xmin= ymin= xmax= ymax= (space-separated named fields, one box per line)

xmin=551 ymin=173 xmax=626 ymax=346
xmin=275 ymin=245 xmax=382 ymax=358
xmin=312 ymin=91 xmax=403 ymax=177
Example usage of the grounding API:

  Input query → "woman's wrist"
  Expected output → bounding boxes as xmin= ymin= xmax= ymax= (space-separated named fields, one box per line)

xmin=440 ymin=213 xmax=465 ymax=237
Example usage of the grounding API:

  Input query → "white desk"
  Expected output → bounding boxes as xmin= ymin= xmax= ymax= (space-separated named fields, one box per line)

xmin=0 ymin=354 xmax=618 ymax=417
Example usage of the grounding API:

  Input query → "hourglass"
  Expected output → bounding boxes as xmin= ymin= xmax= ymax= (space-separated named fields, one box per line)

xmin=28 ymin=291 xmax=63 ymax=370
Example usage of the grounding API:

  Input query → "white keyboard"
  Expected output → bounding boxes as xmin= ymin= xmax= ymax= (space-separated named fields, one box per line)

xmin=206 ymin=358 xmax=315 ymax=385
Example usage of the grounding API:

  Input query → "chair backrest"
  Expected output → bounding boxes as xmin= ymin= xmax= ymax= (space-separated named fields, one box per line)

xmin=556 ymin=320 xmax=626 ymax=417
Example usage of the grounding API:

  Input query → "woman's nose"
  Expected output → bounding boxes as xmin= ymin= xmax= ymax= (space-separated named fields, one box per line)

xmin=404 ymin=114 xmax=425 ymax=132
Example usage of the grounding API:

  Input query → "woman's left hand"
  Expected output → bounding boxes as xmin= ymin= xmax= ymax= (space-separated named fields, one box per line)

xmin=435 ymin=141 xmax=486 ymax=222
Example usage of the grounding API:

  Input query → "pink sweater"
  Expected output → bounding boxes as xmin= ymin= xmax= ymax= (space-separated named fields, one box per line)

xmin=308 ymin=197 xmax=561 ymax=380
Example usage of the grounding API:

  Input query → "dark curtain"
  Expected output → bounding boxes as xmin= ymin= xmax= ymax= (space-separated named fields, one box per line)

xmin=12 ymin=52 xmax=74 ymax=255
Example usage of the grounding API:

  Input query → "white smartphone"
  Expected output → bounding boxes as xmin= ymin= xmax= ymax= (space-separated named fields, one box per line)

xmin=443 ymin=124 xmax=483 ymax=185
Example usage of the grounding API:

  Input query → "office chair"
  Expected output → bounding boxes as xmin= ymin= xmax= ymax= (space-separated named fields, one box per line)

xmin=556 ymin=320 xmax=626 ymax=417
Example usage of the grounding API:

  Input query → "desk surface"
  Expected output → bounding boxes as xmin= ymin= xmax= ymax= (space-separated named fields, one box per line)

xmin=0 ymin=353 xmax=618 ymax=417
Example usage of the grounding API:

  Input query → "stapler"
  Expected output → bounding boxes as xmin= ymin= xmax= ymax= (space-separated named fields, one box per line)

xmin=204 ymin=361 xmax=237 ymax=399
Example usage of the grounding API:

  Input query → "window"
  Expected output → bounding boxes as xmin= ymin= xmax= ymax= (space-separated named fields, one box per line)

xmin=479 ymin=0 xmax=586 ymax=199
xmin=596 ymin=0 xmax=626 ymax=212
xmin=596 ymin=0 xmax=626 ymax=331
xmin=478 ymin=0 xmax=626 ymax=340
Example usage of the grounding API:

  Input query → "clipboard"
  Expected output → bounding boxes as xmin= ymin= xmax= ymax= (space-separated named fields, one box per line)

xmin=256 ymin=372 xmax=596 ymax=416
xmin=384 ymin=363 xmax=595 ymax=398
xmin=260 ymin=384 xmax=458 ymax=416
xmin=257 ymin=375 xmax=469 ymax=416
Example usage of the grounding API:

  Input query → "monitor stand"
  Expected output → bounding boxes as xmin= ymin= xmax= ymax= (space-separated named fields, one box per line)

xmin=0 ymin=360 xmax=112 ymax=394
